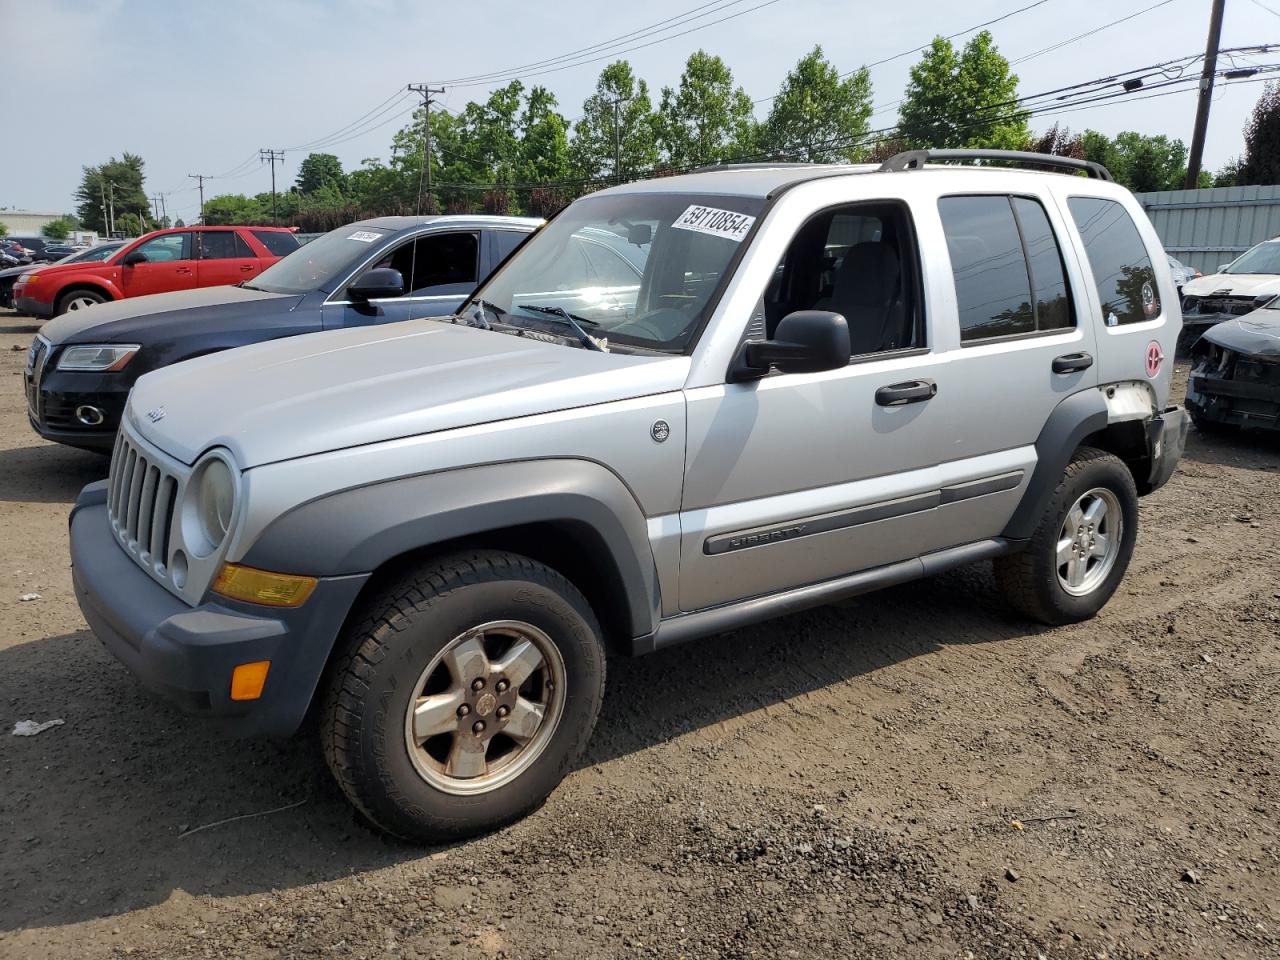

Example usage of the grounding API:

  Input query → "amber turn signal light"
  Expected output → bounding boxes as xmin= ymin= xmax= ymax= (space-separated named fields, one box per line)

xmin=230 ymin=660 xmax=271 ymax=701
xmin=212 ymin=563 xmax=317 ymax=608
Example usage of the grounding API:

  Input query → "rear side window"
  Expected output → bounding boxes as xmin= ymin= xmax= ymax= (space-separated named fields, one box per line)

xmin=196 ymin=232 xmax=241 ymax=260
xmin=252 ymin=230 xmax=301 ymax=257
xmin=939 ymin=195 xmax=1074 ymax=342
xmin=1066 ymin=196 xmax=1160 ymax=326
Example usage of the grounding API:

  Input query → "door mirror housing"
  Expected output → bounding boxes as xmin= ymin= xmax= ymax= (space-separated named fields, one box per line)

xmin=348 ymin=267 xmax=405 ymax=302
xmin=122 ymin=250 xmax=147 ymax=266
xmin=730 ymin=310 xmax=851 ymax=382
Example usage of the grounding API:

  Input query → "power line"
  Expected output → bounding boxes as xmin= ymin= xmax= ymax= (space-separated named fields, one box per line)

xmin=284 ymin=88 xmax=411 ymax=151
xmin=1250 ymin=0 xmax=1280 ymax=18
xmin=1010 ymin=0 xmax=1181 ymax=65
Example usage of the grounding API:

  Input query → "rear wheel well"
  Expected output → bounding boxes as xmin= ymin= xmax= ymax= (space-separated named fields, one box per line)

xmin=1081 ymin=420 xmax=1153 ymax=494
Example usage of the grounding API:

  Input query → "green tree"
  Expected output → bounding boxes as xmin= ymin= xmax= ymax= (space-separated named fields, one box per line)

xmin=760 ymin=46 xmax=872 ymax=162
xmin=1239 ymin=81 xmax=1280 ymax=186
xmin=0 ymin=220 xmax=8 ymax=237
xmin=1077 ymin=130 xmax=1189 ymax=192
xmin=656 ymin=50 xmax=757 ymax=168
xmin=570 ymin=61 xmax=659 ymax=181
xmin=74 ymin=153 xmax=152 ymax=234
xmin=295 ymin=152 xmax=347 ymax=195
xmin=201 ymin=193 xmax=269 ymax=225
xmin=898 ymin=31 xmax=1028 ymax=149
xmin=518 ymin=86 xmax=572 ymax=184
xmin=173 ymin=217 xmax=186 ymax=227
xmin=42 ymin=215 xmax=77 ymax=240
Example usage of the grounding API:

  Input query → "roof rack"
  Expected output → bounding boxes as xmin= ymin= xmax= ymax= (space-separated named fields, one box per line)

xmin=687 ymin=161 xmax=857 ymax=174
xmin=879 ymin=149 xmax=1113 ymax=182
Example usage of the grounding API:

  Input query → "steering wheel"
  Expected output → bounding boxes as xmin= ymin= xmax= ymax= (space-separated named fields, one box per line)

xmin=609 ymin=307 xmax=690 ymax=341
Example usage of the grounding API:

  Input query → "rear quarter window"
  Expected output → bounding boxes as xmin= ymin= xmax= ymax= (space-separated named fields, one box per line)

xmin=1066 ymin=196 xmax=1160 ymax=326
xmin=252 ymin=230 xmax=301 ymax=257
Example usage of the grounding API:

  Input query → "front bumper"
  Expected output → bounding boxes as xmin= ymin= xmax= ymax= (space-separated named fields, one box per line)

xmin=70 ymin=481 xmax=368 ymax=737
xmin=14 ymin=294 xmax=53 ymax=318
xmin=1187 ymin=368 xmax=1280 ymax=432
xmin=27 ymin=364 xmax=134 ymax=452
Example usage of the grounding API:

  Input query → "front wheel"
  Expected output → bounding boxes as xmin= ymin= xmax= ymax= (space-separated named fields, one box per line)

xmin=995 ymin=447 xmax=1138 ymax=625
xmin=56 ymin=289 xmax=106 ymax=315
xmin=321 ymin=551 xmax=606 ymax=842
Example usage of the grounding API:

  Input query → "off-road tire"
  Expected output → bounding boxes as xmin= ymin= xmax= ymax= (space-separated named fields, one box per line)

xmin=995 ymin=447 xmax=1138 ymax=625
xmin=321 ymin=550 xmax=606 ymax=843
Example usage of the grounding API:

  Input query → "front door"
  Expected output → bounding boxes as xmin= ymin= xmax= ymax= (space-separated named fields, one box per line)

xmin=120 ymin=232 xmax=196 ymax=297
xmin=678 ymin=202 xmax=950 ymax=612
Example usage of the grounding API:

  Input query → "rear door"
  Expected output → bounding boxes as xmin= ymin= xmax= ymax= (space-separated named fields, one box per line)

xmin=194 ymin=230 xmax=261 ymax=287
xmin=119 ymin=232 xmax=196 ymax=297
xmin=924 ymin=189 xmax=1099 ymax=538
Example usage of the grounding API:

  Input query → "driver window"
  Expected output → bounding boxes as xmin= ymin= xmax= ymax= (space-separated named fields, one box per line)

xmin=353 ymin=232 xmax=479 ymax=298
xmin=133 ymin=233 xmax=191 ymax=263
xmin=764 ymin=203 xmax=922 ymax=357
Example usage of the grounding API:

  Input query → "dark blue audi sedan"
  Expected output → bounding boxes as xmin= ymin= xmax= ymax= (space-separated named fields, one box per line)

xmin=26 ymin=215 xmax=549 ymax=452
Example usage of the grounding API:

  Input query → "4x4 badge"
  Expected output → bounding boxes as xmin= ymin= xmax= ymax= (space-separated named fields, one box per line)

xmin=650 ymin=420 xmax=670 ymax=443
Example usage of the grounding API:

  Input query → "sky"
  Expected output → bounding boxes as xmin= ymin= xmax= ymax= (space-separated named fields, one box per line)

xmin=1 ymin=0 xmax=1276 ymax=222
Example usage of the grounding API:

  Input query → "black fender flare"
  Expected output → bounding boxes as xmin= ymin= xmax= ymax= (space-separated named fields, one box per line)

xmin=1001 ymin=390 xmax=1109 ymax=541
xmin=241 ymin=459 xmax=662 ymax=640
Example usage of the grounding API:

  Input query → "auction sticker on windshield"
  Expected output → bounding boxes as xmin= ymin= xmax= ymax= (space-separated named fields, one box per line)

xmin=671 ymin=205 xmax=756 ymax=242
xmin=347 ymin=231 xmax=383 ymax=243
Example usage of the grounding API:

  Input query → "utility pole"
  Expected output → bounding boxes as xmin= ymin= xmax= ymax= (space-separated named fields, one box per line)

xmin=1185 ymin=0 xmax=1226 ymax=188
xmin=607 ymin=96 xmax=631 ymax=183
xmin=407 ymin=84 xmax=445 ymax=215
xmin=159 ymin=193 xmax=167 ymax=227
xmin=188 ymin=174 xmax=207 ymax=224
xmin=151 ymin=195 xmax=161 ymax=221
xmin=259 ymin=149 xmax=285 ymax=225
xmin=106 ymin=182 xmax=116 ymax=237
xmin=99 ymin=183 xmax=109 ymax=236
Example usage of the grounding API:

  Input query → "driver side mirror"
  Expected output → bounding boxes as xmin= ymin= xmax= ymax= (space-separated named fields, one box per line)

xmin=730 ymin=310 xmax=850 ymax=382
xmin=348 ymin=267 xmax=405 ymax=302
xmin=122 ymin=250 xmax=147 ymax=266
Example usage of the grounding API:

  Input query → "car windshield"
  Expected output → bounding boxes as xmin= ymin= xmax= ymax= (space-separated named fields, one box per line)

xmin=460 ymin=192 xmax=763 ymax=352
xmin=1224 ymin=241 xmax=1280 ymax=275
xmin=64 ymin=243 xmax=123 ymax=264
xmin=247 ymin=224 xmax=393 ymax=294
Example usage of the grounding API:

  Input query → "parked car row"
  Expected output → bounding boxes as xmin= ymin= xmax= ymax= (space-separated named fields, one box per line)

xmin=0 ymin=240 xmax=125 ymax=309
xmin=56 ymin=150 xmax=1197 ymax=842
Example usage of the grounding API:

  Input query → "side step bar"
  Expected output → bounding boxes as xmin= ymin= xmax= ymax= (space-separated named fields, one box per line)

xmin=628 ymin=538 xmax=1021 ymax=656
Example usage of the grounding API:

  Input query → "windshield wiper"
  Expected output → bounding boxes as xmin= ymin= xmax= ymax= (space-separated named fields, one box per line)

xmin=515 ymin=304 xmax=604 ymax=352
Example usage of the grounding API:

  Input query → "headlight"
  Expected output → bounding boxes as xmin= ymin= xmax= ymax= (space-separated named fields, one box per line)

xmin=57 ymin=344 xmax=140 ymax=372
xmin=1182 ymin=296 xmax=1200 ymax=314
xmin=183 ymin=453 xmax=237 ymax=556
xmin=21 ymin=274 xmax=38 ymax=284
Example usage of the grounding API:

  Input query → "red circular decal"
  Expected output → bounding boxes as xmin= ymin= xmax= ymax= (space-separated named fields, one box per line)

xmin=1145 ymin=340 xmax=1164 ymax=378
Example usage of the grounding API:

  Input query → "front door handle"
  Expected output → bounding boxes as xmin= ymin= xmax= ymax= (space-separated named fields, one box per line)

xmin=1052 ymin=352 xmax=1093 ymax=374
xmin=875 ymin=378 xmax=937 ymax=406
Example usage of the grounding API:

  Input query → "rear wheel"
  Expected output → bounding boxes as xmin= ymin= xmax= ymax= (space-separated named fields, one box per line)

xmin=322 ymin=551 xmax=606 ymax=842
xmin=56 ymin=289 xmax=106 ymax=315
xmin=995 ymin=447 xmax=1138 ymax=625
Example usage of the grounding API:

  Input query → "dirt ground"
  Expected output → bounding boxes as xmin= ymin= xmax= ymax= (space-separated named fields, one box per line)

xmin=0 ymin=308 xmax=1277 ymax=960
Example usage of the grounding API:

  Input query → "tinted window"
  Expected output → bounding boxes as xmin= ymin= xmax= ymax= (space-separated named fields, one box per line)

xmin=133 ymin=233 xmax=190 ymax=262
xmin=196 ymin=231 xmax=240 ymax=260
xmin=1066 ymin=196 xmax=1160 ymax=326
xmin=492 ymin=229 xmax=529 ymax=263
xmin=1011 ymin=197 xmax=1073 ymax=331
xmin=939 ymin=197 xmax=1034 ymax=340
xmin=409 ymin=232 xmax=478 ymax=291
xmin=252 ymin=230 xmax=301 ymax=257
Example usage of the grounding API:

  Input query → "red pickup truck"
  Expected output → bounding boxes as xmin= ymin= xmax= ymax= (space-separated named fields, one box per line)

xmin=13 ymin=225 xmax=300 ymax=318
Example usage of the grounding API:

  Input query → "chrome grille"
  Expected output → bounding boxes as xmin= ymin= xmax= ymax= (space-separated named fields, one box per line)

xmin=107 ymin=427 xmax=181 ymax=577
xmin=23 ymin=335 xmax=50 ymax=422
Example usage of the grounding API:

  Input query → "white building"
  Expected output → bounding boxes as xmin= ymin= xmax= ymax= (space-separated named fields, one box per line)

xmin=0 ymin=210 xmax=64 ymax=236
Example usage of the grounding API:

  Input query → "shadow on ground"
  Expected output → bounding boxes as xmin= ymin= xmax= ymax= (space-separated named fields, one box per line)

xmin=0 ymin=442 xmax=108 ymax=504
xmin=0 ymin=562 xmax=1034 ymax=932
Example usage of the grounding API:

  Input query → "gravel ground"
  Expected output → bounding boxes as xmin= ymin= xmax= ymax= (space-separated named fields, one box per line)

xmin=1 ymin=308 xmax=1278 ymax=959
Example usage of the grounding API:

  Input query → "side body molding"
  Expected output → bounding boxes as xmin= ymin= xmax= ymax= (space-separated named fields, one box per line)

xmin=1001 ymin=388 xmax=1109 ymax=541
xmin=240 ymin=459 xmax=662 ymax=640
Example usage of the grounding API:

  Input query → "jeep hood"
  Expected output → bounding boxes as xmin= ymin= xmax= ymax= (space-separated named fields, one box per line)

xmin=127 ymin=319 xmax=690 ymax=466
xmin=1203 ymin=307 xmax=1280 ymax=358
xmin=40 ymin=285 xmax=300 ymax=345
xmin=1182 ymin=273 xmax=1280 ymax=299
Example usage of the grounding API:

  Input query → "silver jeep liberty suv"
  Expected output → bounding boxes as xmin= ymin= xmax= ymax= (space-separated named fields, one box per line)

xmin=70 ymin=149 xmax=1189 ymax=841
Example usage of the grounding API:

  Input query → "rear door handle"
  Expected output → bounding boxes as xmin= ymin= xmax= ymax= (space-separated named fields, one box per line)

xmin=1052 ymin=352 xmax=1093 ymax=374
xmin=875 ymin=379 xmax=937 ymax=406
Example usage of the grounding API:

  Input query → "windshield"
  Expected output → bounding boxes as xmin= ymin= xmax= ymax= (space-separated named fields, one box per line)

xmin=248 ymin=224 xmax=392 ymax=294
xmin=461 ymin=192 xmax=763 ymax=351
xmin=67 ymin=243 xmax=123 ymax=264
xmin=1224 ymin=241 xmax=1280 ymax=275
